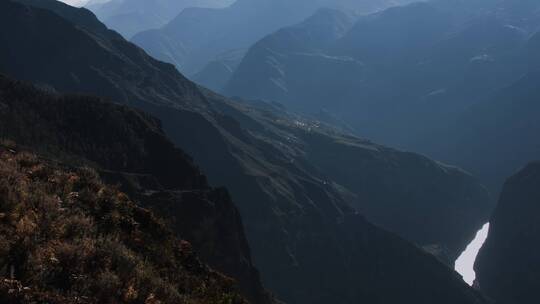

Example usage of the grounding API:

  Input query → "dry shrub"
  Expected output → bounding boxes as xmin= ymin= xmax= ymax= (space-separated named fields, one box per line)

xmin=0 ymin=147 xmax=247 ymax=304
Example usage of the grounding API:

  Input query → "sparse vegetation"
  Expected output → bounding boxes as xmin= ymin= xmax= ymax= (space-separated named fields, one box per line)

xmin=0 ymin=144 xmax=246 ymax=304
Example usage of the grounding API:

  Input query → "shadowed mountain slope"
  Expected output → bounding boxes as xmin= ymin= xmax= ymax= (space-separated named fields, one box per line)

xmin=0 ymin=74 xmax=275 ymax=304
xmin=206 ymin=93 xmax=492 ymax=264
xmin=0 ymin=1 xmax=491 ymax=303
xmin=474 ymin=162 xmax=540 ymax=304
xmin=428 ymin=28 xmax=540 ymax=192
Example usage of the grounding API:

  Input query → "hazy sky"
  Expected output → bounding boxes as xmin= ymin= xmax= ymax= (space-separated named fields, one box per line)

xmin=455 ymin=223 xmax=490 ymax=285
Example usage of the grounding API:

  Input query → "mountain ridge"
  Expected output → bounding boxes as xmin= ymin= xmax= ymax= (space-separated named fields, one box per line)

xmin=131 ymin=0 xmax=416 ymax=75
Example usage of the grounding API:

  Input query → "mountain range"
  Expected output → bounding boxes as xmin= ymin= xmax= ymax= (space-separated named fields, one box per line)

xmin=224 ymin=0 xmax=540 ymax=194
xmin=475 ymin=161 xmax=540 ymax=304
xmin=129 ymin=0 xmax=416 ymax=76
xmin=0 ymin=0 xmax=495 ymax=303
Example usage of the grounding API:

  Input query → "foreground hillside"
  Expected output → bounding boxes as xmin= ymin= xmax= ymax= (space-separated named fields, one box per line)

xmin=0 ymin=145 xmax=246 ymax=304
xmin=1 ymin=1 xmax=491 ymax=303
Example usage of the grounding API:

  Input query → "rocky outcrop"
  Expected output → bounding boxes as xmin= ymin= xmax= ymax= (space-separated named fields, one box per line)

xmin=474 ymin=162 xmax=540 ymax=304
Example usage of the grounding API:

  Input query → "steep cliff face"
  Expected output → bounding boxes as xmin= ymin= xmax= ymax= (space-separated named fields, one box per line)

xmin=0 ymin=1 xmax=492 ymax=303
xmin=474 ymin=162 xmax=540 ymax=304
xmin=0 ymin=146 xmax=247 ymax=304
xmin=300 ymin=127 xmax=491 ymax=262
xmin=0 ymin=75 xmax=274 ymax=304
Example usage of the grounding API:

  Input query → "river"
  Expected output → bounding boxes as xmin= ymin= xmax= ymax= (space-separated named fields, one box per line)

xmin=455 ymin=223 xmax=490 ymax=285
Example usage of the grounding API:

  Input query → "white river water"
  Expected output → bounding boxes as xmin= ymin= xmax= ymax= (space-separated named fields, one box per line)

xmin=455 ymin=223 xmax=490 ymax=285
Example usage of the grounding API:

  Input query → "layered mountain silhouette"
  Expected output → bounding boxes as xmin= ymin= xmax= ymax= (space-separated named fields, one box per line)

xmin=474 ymin=162 xmax=540 ymax=304
xmin=225 ymin=0 xmax=540 ymax=194
xmin=130 ymin=0 xmax=416 ymax=76
xmin=87 ymin=0 xmax=235 ymax=39
xmin=1 ymin=0 xmax=493 ymax=302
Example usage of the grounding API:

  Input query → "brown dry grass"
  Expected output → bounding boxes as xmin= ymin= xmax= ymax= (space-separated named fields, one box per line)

xmin=0 ymin=143 xmax=246 ymax=304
